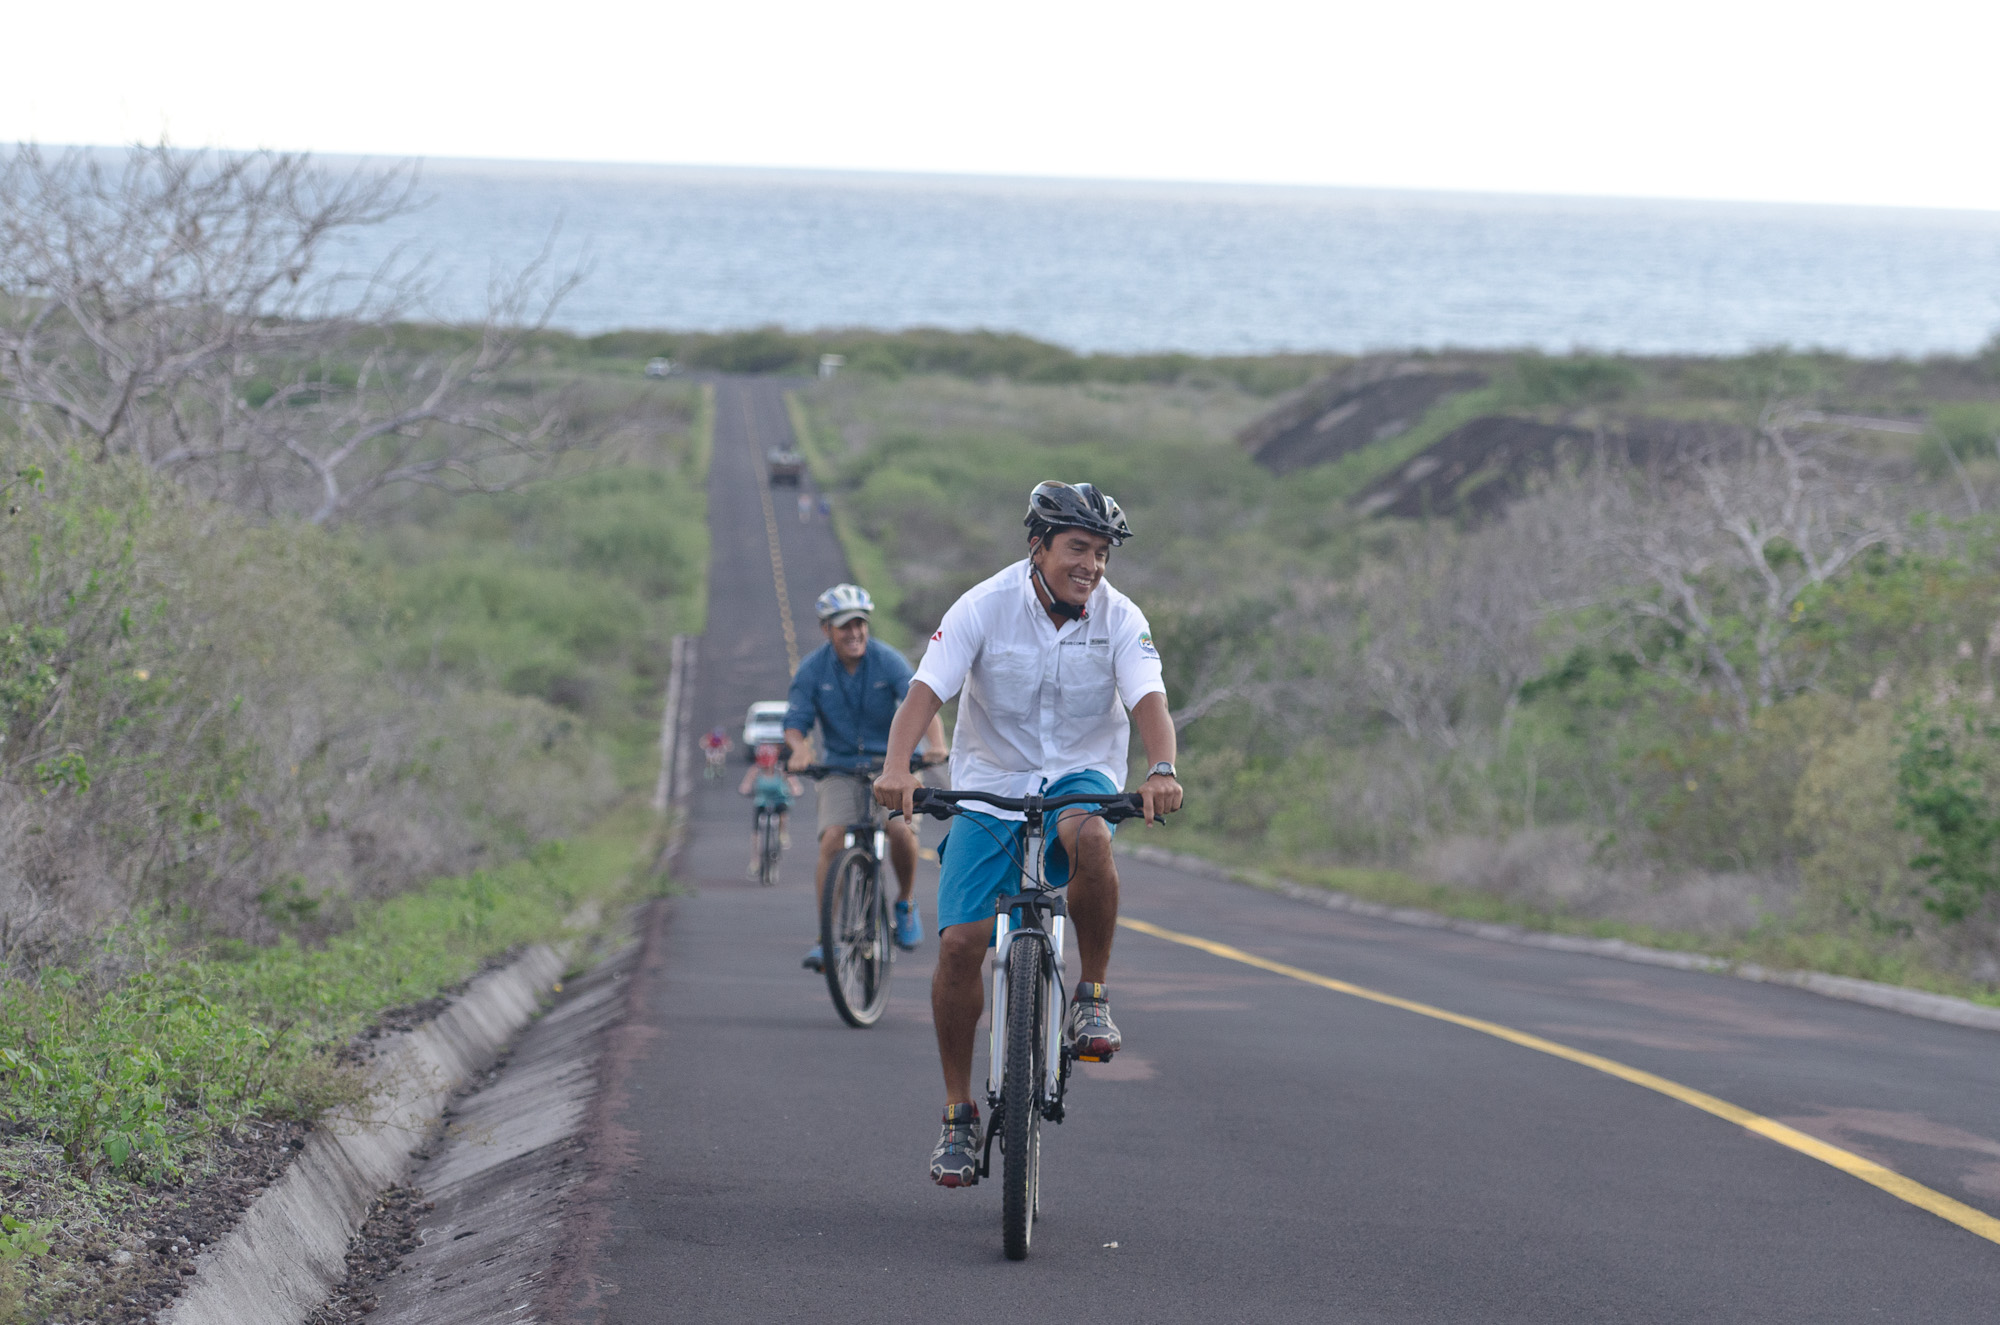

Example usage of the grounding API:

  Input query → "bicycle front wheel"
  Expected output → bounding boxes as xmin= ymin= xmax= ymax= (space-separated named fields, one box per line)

xmin=1001 ymin=934 xmax=1045 ymax=1261
xmin=819 ymin=846 xmax=891 ymax=1027
xmin=758 ymin=810 xmax=781 ymax=887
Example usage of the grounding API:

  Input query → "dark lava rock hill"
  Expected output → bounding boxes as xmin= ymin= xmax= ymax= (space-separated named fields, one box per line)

xmin=1240 ymin=360 xmax=1486 ymax=475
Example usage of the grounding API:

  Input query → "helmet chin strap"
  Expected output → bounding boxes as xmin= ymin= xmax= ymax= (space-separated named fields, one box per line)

xmin=1031 ymin=561 xmax=1085 ymax=621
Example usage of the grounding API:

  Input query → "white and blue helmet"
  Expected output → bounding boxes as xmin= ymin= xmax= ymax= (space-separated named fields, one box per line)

xmin=814 ymin=583 xmax=874 ymax=625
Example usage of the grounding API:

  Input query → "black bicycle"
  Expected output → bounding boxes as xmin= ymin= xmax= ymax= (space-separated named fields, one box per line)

xmin=799 ymin=762 xmax=922 ymax=1028
xmin=905 ymin=786 xmax=1148 ymax=1261
xmin=752 ymin=803 xmax=783 ymax=888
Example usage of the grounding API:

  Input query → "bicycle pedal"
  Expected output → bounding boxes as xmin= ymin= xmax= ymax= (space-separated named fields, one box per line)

xmin=1073 ymin=1053 xmax=1105 ymax=1063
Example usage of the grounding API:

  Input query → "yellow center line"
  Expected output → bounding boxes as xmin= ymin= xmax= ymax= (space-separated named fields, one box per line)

xmin=1119 ymin=915 xmax=2000 ymax=1248
xmin=742 ymin=389 xmax=800 ymax=673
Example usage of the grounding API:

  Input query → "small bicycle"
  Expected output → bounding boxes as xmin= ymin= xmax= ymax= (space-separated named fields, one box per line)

xmin=904 ymin=786 xmax=1148 ymax=1261
xmin=798 ymin=760 xmax=926 ymax=1028
xmin=751 ymin=803 xmax=783 ymax=888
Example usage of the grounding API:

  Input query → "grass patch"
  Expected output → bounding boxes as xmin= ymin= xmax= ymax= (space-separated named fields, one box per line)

xmin=684 ymin=382 xmax=716 ymax=635
xmin=786 ymin=390 xmax=909 ymax=649
xmin=1 ymin=806 xmax=654 ymax=1182
xmin=0 ymin=803 xmax=659 ymax=1319
xmin=1142 ymin=831 xmax=2000 ymax=1009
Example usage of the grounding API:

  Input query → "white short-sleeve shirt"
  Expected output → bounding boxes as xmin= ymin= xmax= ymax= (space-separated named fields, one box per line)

xmin=913 ymin=559 xmax=1166 ymax=819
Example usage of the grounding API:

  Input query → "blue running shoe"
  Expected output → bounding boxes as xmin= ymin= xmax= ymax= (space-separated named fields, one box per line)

xmin=802 ymin=943 xmax=823 ymax=972
xmin=893 ymin=900 xmax=922 ymax=950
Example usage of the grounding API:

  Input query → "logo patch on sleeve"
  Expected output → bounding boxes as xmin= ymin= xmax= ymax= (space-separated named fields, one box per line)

xmin=931 ymin=630 xmax=943 ymax=642
xmin=1138 ymin=631 xmax=1160 ymax=659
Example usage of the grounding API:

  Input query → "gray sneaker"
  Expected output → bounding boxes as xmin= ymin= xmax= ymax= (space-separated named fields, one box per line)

xmin=1065 ymin=982 xmax=1121 ymax=1061
xmin=929 ymin=1103 xmax=981 ymax=1188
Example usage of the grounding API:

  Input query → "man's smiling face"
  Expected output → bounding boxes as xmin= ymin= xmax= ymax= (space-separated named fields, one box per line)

xmin=1031 ymin=528 xmax=1111 ymax=608
xmin=825 ymin=615 xmax=870 ymax=662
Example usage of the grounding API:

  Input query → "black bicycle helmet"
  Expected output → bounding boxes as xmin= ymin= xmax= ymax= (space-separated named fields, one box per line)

xmin=1023 ymin=481 xmax=1132 ymax=547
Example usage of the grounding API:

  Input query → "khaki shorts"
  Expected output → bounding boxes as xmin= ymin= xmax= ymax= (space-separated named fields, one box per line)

xmin=815 ymin=773 xmax=879 ymax=837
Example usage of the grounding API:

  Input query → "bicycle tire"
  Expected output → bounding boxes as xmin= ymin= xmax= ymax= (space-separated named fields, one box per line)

xmin=1000 ymin=934 xmax=1044 ymax=1261
xmin=819 ymin=845 xmax=891 ymax=1027
xmin=758 ymin=809 xmax=780 ymax=887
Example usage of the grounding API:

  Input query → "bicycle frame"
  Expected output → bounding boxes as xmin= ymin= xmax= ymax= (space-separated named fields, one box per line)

xmin=901 ymin=787 xmax=1145 ymax=1178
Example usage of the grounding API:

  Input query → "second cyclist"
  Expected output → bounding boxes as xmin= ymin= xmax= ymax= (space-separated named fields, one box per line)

xmin=786 ymin=583 xmax=948 ymax=969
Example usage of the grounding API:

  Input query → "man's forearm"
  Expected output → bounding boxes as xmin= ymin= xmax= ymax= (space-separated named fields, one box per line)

xmin=886 ymin=683 xmax=945 ymax=765
xmin=1132 ymin=692 xmax=1177 ymax=768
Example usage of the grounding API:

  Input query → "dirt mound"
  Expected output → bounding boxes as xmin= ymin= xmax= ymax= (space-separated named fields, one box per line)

xmin=1240 ymin=361 xmax=1486 ymax=475
xmin=1353 ymin=414 xmax=1753 ymax=520
xmin=1354 ymin=416 xmax=1590 ymax=519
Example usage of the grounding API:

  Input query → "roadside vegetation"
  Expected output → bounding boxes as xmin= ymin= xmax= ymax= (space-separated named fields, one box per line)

xmin=0 ymin=146 xmax=709 ymax=1322
xmin=795 ymin=346 xmax=2000 ymax=1004
xmin=9 ymin=138 xmax=2000 ymax=1317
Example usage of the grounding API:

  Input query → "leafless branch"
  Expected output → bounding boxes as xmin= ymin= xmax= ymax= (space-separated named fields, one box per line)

xmin=0 ymin=143 xmax=589 ymax=523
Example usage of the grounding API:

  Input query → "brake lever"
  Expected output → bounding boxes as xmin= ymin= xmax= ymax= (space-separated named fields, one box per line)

xmin=909 ymin=789 xmax=957 ymax=820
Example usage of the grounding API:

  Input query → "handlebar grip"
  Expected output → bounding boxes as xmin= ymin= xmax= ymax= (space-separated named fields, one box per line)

xmin=1096 ymin=794 xmax=1152 ymax=824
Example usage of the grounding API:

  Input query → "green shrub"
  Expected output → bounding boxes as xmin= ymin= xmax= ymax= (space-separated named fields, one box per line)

xmin=1917 ymin=401 xmax=2000 ymax=478
xmin=1793 ymin=708 xmax=1926 ymax=932
xmin=1897 ymin=701 xmax=2000 ymax=923
xmin=1511 ymin=354 xmax=1642 ymax=406
xmin=0 ymin=818 xmax=644 ymax=1182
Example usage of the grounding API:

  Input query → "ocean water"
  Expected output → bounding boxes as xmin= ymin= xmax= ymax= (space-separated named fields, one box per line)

xmin=338 ymin=159 xmax=2000 ymax=358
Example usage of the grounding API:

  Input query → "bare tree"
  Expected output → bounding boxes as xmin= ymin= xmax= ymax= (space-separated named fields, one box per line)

xmin=0 ymin=143 xmax=583 ymax=523
xmin=1590 ymin=408 xmax=1906 ymax=726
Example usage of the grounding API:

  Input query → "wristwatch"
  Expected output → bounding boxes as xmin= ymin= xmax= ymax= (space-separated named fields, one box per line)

xmin=1148 ymin=762 xmax=1177 ymax=780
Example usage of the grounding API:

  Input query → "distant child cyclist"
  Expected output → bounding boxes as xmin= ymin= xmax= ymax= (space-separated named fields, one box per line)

xmin=786 ymin=583 xmax=949 ymax=969
xmin=874 ymin=481 xmax=1183 ymax=1188
xmin=700 ymin=726 xmax=730 ymax=779
xmin=738 ymin=743 xmax=802 ymax=876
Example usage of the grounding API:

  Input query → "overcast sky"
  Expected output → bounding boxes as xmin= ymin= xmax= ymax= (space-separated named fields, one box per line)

xmin=7 ymin=0 xmax=1994 ymax=211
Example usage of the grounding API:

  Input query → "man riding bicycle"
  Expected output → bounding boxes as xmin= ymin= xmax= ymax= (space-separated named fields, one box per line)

xmin=786 ymin=583 xmax=948 ymax=970
xmin=874 ymin=481 xmax=1183 ymax=1188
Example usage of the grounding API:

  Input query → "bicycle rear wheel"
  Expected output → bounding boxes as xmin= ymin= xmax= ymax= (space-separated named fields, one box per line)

xmin=819 ymin=846 xmax=891 ymax=1026
xmin=1000 ymin=934 xmax=1045 ymax=1261
xmin=758 ymin=809 xmax=780 ymax=887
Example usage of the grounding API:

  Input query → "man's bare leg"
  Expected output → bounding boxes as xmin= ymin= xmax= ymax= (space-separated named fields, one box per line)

xmin=886 ymin=816 xmax=918 ymax=903
xmin=1056 ymin=809 xmax=1118 ymax=984
xmin=934 ymin=919 xmax=992 ymax=1104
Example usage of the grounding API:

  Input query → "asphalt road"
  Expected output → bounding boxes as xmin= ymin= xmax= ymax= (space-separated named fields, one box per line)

xmin=567 ymin=376 xmax=2000 ymax=1322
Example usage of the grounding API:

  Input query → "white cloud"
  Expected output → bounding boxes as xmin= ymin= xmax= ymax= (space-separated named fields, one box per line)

xmin=6 ymin=0 xmax=1996 ymax=209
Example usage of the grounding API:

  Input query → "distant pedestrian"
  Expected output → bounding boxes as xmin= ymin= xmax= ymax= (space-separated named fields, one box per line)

xmin=798 ymin=492 xmax=813 ymax=523
xmin=817 ymin=495 xmax=831 ymax=520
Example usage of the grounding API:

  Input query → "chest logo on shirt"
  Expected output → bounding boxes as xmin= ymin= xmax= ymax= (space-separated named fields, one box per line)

xmin=1139 ymin=632 xmax=1159 ymax=659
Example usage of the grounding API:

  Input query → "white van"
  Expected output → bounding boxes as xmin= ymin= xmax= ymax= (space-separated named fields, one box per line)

xmin=741 ymin=701 xmax=789 ymax=759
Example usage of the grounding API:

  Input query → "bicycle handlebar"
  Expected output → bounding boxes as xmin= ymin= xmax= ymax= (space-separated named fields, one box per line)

xmin=909 ymin=787 xmax=1151 ymax=824
xmin=794 ymin=756 xmax=931 ymax=780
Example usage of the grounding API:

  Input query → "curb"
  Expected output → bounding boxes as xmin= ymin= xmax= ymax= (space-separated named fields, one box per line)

xmin=159 ymin=944 xmax=569 ymax=1325
xmin=650 ymin=633 xmax=692 ymax=816
xmin=1119 ymin=842 xmax=2000 ymax=1035
xmin=651 ymin=633 xmax=697 ymax=875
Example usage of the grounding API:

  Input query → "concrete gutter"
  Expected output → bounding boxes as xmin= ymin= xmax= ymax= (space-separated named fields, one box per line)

xmin=159 ymin=944 xmax=569 ymax=1325
xmin=361 ymin=930 xmax=642 ymax=1324
xmin=1122 ymin=842 xmax=2000 ymax=1035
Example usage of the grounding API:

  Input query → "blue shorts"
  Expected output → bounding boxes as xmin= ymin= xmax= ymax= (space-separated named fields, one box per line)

xmin=934 ymin=770 xmax=1120 ymax=933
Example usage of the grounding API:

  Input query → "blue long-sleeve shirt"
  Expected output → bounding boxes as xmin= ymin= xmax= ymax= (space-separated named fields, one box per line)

xmin=784 ymin=638 xmax=915 ymax=769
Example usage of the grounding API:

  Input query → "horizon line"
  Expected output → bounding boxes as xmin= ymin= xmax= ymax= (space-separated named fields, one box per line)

xmin=19 ymin=140 xmax=2000 ymax=222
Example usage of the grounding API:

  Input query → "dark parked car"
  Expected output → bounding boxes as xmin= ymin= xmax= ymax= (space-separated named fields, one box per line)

xmin=767 ymin=448 xmax=805 ymax=484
